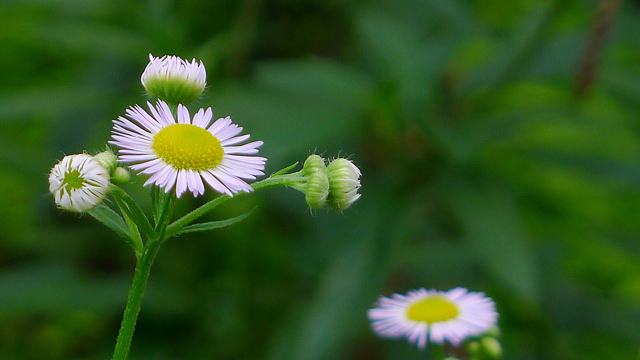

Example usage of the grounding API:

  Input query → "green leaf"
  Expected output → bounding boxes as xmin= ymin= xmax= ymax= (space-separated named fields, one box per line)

xmin=441 ymin=175 xmax=541 ymax=303
xmin=174 ymin=207 xmax=256 ymax=236
xmin=271 ymin=162 xmax=299 ymax=176
xmin=111 ymin=186 xmax=156 ymax=240
xmin=88 ymin=204 xmax=135 ymax=245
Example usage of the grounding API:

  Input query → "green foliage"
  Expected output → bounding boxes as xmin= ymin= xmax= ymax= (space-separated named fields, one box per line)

xmin=2 ymin=0 xmax=640 ymax=359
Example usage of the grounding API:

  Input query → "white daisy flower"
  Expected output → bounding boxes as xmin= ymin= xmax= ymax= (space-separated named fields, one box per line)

xmin=368 ymin=287 xmax=498 ymax=350
xmin=110 ymin=100 xmax=266 ymax=198
xmin=141 ymin=54 xmax=206 ymax=104
xmin=49 ymin=154 xmax=111 ymax=213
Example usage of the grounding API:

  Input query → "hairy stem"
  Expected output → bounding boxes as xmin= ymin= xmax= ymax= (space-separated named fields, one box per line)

xmin=111 ymin=239 xmax=161 ymax=360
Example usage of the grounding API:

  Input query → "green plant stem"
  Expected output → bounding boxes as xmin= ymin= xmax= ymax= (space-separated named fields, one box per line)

xmin=111 ymin=171 xmax=302 ymax=359
xmin=111 ymin=238 xmax=161 ymax=360
xmin=165 ymin=172 xmax=303 ymax=237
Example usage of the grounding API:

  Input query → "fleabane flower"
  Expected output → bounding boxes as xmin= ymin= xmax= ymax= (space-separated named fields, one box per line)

xmin=48 ymin=154 xmax=111 ymax=213
xmin=141 ymin=54 xmax=206 ymax=104
xmin=110 ymin=100 xmax=266 ymax=198
xmin=368 ymin=287 xmax=498 ymax=350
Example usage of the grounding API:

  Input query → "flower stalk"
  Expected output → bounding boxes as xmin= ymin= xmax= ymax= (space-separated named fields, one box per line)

xmin=112 ymin=238 xmax=161 ymax=360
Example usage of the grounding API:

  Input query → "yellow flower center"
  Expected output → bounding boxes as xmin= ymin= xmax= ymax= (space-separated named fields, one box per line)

xmin=152 ymin=124 xmax=223 ymax=171
xmin=406 ymin=296 xmax=459 ymax=324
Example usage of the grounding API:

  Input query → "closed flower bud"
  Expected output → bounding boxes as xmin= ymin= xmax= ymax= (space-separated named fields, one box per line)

xmin=94 ymin=150 xmax=118 ymax=172
xmin=302 ymin=154 xmax=326 ymax=175
xmin=141 ymin=54 xmax=206 ymax=105
xmin=111 ymin=167 xmax=131 ymax=185
xmin=325 ymin=158 xmax=361 ymax=211
xmin=478 ymin=337 xmax=502 ymax=359
xmin=305 ymin=170 xmax=329 ymax=209
xmin=49 ymin=154 xmax=110 ymax=212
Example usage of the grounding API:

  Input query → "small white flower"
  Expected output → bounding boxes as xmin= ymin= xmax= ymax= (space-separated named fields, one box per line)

xmin=110 ymin=99 xmax=266 ymax=198
xmin=368 ymin=287 xmax=498 ymax=350
xmin=49 ymin=154 xmax=111 ymax=213
xmin=141 ymin=54 xmax=206 ymax=104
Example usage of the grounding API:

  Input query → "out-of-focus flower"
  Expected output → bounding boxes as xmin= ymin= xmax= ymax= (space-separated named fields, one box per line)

xmin=368 ymin=287 xmax=498 ymax=350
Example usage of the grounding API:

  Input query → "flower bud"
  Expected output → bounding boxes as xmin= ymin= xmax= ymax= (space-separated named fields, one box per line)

xmin=302 ymin=154 xmax=326 ymax=175
xmin=111 ymin=167 xmax=131 ymax=185
xmin=49 ymin=154 xmax=110 ymax=212
xmin=305 ymin=170 xmax=329 ymax=209
xmin=325 ymin=158 xmax=361 ymax=211
xmin=141 ymin=54 xmax=206 ymax=105
xmin=478 ymin=337 xmax=502 ymax=359
xmin=94 ymin=150 xmax=118 ymax=172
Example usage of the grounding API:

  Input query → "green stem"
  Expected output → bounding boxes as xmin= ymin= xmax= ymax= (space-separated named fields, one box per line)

xmin=111 ymin=239 xmax=161 ymax=360
xmin=164 ymin=172 xmax=303 ymax=237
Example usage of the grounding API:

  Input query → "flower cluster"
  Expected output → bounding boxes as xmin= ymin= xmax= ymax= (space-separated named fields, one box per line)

xmin=46 ymin=53 xmax=364 ymax=360
xmin=293 ymin=154 xmax=362 ymax=211
xmin=49 ymin=54 xmax=271 ymax=211
xmin=48 ymin=54 xmax=361 ymax=214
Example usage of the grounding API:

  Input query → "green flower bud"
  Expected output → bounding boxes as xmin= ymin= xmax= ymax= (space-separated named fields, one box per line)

xmin=111 ymin=167 xmax=131 ymax=185
xmin=141 ymin=54 xmax=206 ymax=105
xmin=325 ymin=158 xmax=361 ymax=211
xmin=94 ymin=150 xmax=118 ymax=172
xmin=305 ymin=170 xmax=329 ymax=209
xmin=479 ymin=337 xmax=502 ymax=359
xmin=302 ymin=154 xmax=326 ymax=175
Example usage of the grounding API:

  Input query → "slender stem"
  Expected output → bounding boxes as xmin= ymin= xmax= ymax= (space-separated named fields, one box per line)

xmin=574 ymin=0 xmax=624 ymax=97
xmin=111 ymin=239 xmax=161 ymax=360
xmin=165 ymin=173 xmax=303 ymax=237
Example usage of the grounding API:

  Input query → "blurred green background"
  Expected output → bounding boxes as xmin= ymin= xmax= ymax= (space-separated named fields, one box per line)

xmin=1 ymin=0 xmax=640 ymax=359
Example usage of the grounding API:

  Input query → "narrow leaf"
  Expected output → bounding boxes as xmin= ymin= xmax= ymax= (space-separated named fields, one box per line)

xmin=175 ymin=208 xmax=256 ymax=236
xmin=271 ymin=162 xmax=299 ymax=176
xmin=114 ymin=191 xmax=156 ymax=240
xmin=89 ymin=204 xmax=134 ymax=243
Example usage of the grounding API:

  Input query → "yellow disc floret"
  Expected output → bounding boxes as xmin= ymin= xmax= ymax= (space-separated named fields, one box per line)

xmin=406 ymin=296 xmax=459 ymax=324
xmin=152 ymin=124 xmax=224 ymax=170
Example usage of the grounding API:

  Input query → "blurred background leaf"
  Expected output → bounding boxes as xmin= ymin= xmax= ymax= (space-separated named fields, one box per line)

xmin=1 ymin=0 xmax=640 ymax=359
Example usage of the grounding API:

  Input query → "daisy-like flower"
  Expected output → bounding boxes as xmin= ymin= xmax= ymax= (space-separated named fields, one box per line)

xmin=49 ymin=154 xmax=111 ymax=213
xmin=110 ymin=100 xmax=266 ymax=198
xmin=141 ymin=54 xmax=206 ymax=105
xmin=367 ymin=287 xmax=498 ymax=350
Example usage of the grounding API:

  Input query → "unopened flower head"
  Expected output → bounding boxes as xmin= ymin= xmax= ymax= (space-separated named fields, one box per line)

xmin=110 ymin=100 xmax=266 ymax=198
xmin=305 ymin=170 xmax=329 ymax=209
xmin=325 ymin=158 xmax=361 ymax=211
xmin=302 ymin=154 xmax=326 ymax=175
xmin=141 ymin=54 xmax=206 ymax=105
xmin=368 ymin=287 xmax=498 ymax=350
xmin=49 ymin=154 xmax=111 ymax=212
xmin=93 ymin=150 xmax=118 ymax=172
